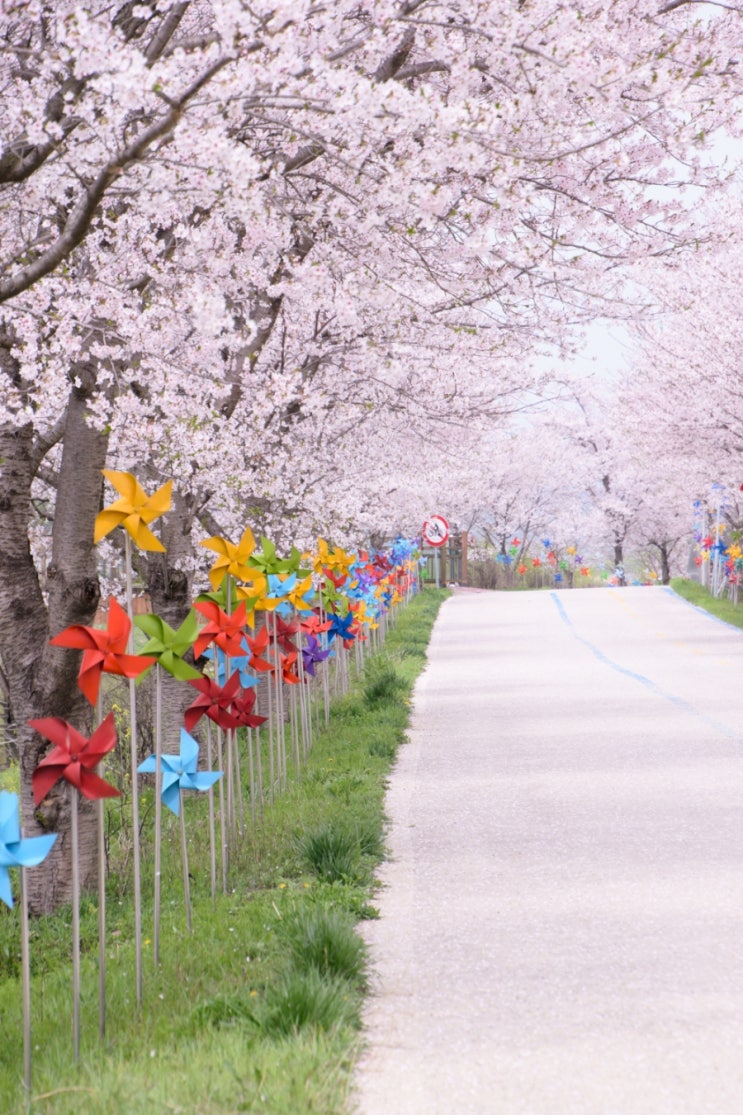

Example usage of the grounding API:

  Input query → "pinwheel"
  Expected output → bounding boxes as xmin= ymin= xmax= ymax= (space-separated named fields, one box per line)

xmin=93 ymin=470 xmax=173 ymax=1006
xmin=31 ymin=713 xmax=120 ymax=804
xmin=281 ymin=652 xmax=300 ymax=686
xmin=94 ymin=469 xmax=172 ymax=552
xmin=185 ymin=672 xmax=241 ymax=733
xmin=194 ymin=600 xmax=247 ymax=660
xmin=0 ymin=791 xmax=57 ymax=910
xmin=134 ymin=611 xmax=201 ymax=680
xmin=231 ymin=686 xmax=267 ymax=730
xmin=313 ymin=538 xmax=354 ymax=577
xmin=327 ymin=611 xmax=352 ymax=646
xmin=246 ymin=625 xmax=275 ymax=673
xmin=323 ymin=568 xmax=348 ymax=591
xmin=271 ymin=614 xmax=299 ymax=654
xmin=202 ymin=642 xmax=260 ymax=690
xmin=50 ymin=596 xmax=156 ymax=706
xmin=139 ymin=729 xmax=221 ymax=816
xmin=30 ymin=713 xmax=119 ymax=1062
xmin=200 ymin=526 xmax=256 ymax=590
xmin=0 ymin=791 xmax=57 ymax=1092
xmin=139 ymin=730 xmax=222 ymax=931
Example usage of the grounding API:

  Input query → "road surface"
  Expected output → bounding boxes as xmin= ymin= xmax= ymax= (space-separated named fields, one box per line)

xmin=353 ymin=586 xmax=743 ymax=1114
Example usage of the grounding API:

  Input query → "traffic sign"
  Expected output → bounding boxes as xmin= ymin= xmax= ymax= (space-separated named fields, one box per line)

xmin=422 ymin=515 xmax=450 ymax=547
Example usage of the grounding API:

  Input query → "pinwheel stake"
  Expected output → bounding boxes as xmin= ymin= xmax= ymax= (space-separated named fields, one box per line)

xmin=94 ymin=470 xmax=172 ymax=1004
xmin=133 ymin=611 xmax=201 ymax=962
xmin=0 ymin=791 xmax=57 ymax=1095
xmin=184 ymin=671 xmax=241 ymax=894
xmin=30 ymin=715 xmax=119 ymax=1062
xmin=50 ymin=596 xmax=155 ymax=1029
xmin=139 ymin=730 xmax=222 ymax=932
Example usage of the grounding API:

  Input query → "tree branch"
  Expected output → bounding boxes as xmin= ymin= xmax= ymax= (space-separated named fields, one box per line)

xmin=0 ymin=54 xmax=235 ymax=304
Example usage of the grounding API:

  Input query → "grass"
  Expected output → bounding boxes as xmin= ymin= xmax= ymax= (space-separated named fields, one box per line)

xmin=0 ymin=587 xmax=448 ymax=1114
xmin=670 ymin=577 xmax=743 ymax=630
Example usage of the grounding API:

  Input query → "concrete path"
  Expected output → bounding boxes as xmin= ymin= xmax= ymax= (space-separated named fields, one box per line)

xmin=353 ymin=587 xmax=743 ymax=1114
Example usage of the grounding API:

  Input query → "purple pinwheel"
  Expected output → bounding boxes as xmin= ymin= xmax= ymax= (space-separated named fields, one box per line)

xmin=302 ymin=634 xmax=331 ymax=677
xmin=139 ymin=729 xmax=222 ymax=816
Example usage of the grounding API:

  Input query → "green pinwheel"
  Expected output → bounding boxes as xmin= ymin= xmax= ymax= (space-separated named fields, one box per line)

xmin=133 ymin=611 xmax=202 ymax=680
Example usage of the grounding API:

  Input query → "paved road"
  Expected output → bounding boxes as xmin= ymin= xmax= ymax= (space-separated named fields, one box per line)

xmin=353 ymin=587 xmax=743 ymax=1114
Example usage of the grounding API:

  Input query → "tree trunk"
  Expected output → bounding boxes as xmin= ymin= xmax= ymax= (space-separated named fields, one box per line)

xmin=613 ymin=540 xmax=626 ymax=585
xmin=0 ymin=381 xmax=108 ymax=913
xmin=660 ymin=543 xmax=671 ymax=585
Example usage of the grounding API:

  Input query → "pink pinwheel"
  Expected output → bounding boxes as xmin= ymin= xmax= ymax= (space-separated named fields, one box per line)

xmin=30 ymin=713 xmax=120 ymax=803
xmin=50 ymin=597 xmax=156 ymax=706
xmin=194 ymin=600 xmax=247 ymax=660
xmin=184 ymin=672 xmax=241 ymax=733
xmin=231 ymin=687 xmax=267 ymax=730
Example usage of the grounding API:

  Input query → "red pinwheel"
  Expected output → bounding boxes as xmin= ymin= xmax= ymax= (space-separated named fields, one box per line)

xmin=194 ymin=600 xmax=247 ymax=660
xmin=323 ymin=568 xmax=347 ymax=590
xmin=270 ymin=614 xmax=299 ymax=653
xmin=231 ymin=687 xmax=267 ymax=729
xmin=245 ymin=625 xmax=274 ymax=673
xmin=301 ymin=612 xmax=332 ymax=637
xmin=281 ymin=652 xmax=300 ymax=685
xmin=49 ymin=597 xmax=156 ymax=706
xmin=184 ymin=672 xmax=241 ymax=732
xmin=30 ymin=713 xmax=120 ymax=803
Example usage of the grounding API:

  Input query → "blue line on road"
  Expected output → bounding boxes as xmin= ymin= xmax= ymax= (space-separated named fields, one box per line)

xmin=550 ymin=592 xmax=741 ymax=742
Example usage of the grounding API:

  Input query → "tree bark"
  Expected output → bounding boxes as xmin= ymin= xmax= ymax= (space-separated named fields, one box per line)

xmin=0 ymin=380 xmax=108 ymax=913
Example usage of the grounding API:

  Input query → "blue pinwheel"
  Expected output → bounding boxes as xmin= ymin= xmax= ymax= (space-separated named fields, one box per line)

xmin=138 ymin=730 xmax=222 ymax=816
xmin=266 ymin=572 xmax=298 ymax=617
xmin=0 ymin=791 xmax=57 ymax=908
xmin=327 ymin=611 xmax=355 ymax=644
xmin=203 ymin=642 xmax=260 ymax=690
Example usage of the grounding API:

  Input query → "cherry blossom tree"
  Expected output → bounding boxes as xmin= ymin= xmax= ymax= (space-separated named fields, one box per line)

xmin=1 ymin=0 xmax=741 ymax=909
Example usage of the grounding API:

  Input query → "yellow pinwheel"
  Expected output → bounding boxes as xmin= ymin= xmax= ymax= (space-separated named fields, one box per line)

xmin=200 ymin=527 xmax=256 ymax=590
xmin=312 ymin=538 xmax=354 ymax=576
xmin=94 ymin=470 xmax=172 ymax=552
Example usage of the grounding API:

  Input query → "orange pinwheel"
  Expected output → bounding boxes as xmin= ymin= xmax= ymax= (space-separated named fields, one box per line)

xmin=200 ymin=527 xmax=256 ymax=591
xmin=281 ymin=652 xmax=300 ymax=685
xmin=245 ymin=625 xmax=274 ymax=673
xmin=194 ymin=600 xmax=247 ymax=660
xmin=94 ymin=470 xmax=172 ymax=552
xmin=30 ymin=713 xmax=120 ymax=803
xmin=50 ymin=597 xmax=156 ymax=706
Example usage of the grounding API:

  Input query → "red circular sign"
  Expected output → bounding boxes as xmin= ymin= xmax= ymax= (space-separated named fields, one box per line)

xmin=422 ymin=515 xmax=450 ymax=547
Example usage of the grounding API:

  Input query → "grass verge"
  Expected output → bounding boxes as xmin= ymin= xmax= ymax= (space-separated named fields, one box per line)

xmin=0 ymin=588 xmax=448 ymax=1114
xmin=670 ymin=577 xmax=743 ymax=630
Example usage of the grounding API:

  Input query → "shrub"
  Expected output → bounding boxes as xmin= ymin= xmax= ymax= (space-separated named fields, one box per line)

xmin=281 ymin=906 xmax=367 ymax=986
xmin=257 ymin=970 xmax=360 ymax=1037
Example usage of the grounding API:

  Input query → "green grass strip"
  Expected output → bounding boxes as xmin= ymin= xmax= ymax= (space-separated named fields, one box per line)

xmin=0 ymin=588 xmax=449 ymax=1114
xmin=670 ymin=577 xmax=743 ymax=631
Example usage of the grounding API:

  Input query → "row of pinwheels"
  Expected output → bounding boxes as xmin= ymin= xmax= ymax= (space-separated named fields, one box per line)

xmin=491 ymin=538 xmax=594 ymax=584
xmin=12 ymin=469 xmax=421 ymax=1086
